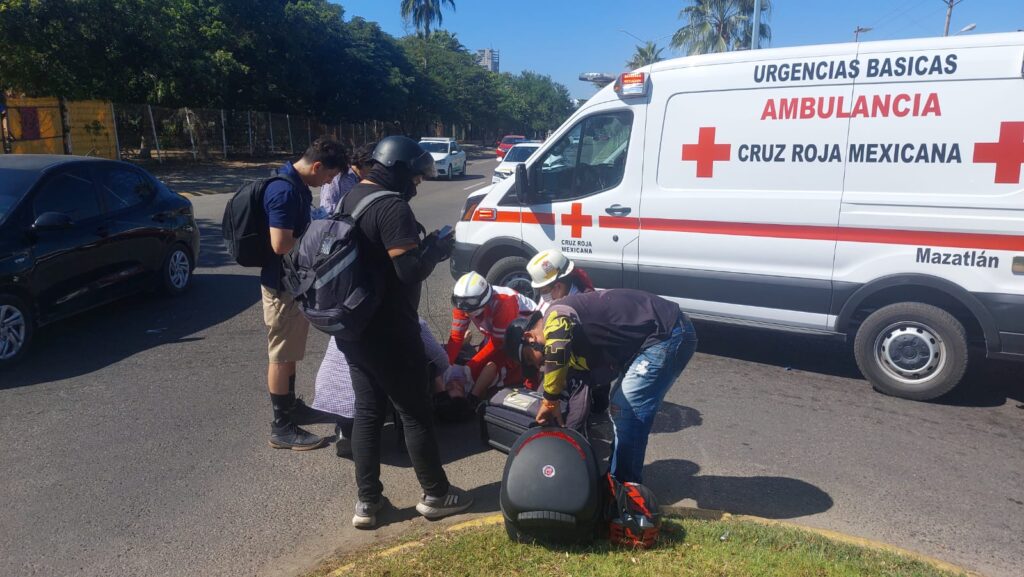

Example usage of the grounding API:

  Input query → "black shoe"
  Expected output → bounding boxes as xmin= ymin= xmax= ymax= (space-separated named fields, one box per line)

xmin=416 ymin=486 xmax=474 ymax=520
xmin=269 ymin=422 xmax=329 ymax=451
xmin=286 ymin=398 xmax=338 ymax=426
xmin=335 ymin=424 xmax=353 ymax=458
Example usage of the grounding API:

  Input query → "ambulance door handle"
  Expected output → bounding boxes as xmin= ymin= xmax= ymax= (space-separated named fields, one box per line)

xmin=605 ymin=204 xmax=631 ymax=217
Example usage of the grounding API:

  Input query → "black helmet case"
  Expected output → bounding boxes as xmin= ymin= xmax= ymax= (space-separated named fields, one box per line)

xmin=370 ymin=136 xmax=437 ymax=199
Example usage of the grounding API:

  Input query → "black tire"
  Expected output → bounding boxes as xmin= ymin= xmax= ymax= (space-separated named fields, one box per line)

xmin=485 ymin=256 xmax=534 ymax=301
xmin=0 ymin=294 xmax=34 ymax=369
xmin=160 ymin=243 xmax=194 ymax=296
xmin=853 ymin=302 xmax=968 ymax=401
xmin=447 ymin=164 xmax=454 ymax=181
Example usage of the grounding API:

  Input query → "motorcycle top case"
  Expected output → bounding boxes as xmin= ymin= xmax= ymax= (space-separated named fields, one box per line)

xmin=500 ymin=427 xmax=601 ymax=545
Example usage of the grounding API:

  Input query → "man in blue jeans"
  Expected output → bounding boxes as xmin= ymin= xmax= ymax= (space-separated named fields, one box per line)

xmin=504 ymin=289 xmax=698 ymax=483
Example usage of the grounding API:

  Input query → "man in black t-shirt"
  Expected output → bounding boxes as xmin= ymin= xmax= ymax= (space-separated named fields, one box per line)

xmin=336 ymin=136 xmax=473 ymax=529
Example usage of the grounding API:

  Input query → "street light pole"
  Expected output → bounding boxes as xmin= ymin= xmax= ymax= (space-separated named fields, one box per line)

xmin=854 ymin=26 xmax=872 ymax=42
xmin=751 ymin=0 xmax=761 ymax=49
xmin=943 ymin=0 xmax=965 ymax=37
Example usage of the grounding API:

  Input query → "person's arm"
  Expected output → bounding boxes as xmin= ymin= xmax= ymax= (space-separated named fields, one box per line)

xmin=269 ymin=227 xmax=296 ymax=255
xmin=420 ymin=319 xmax=450 ymax=375
xmin=446 ymin=308 xmax=471 ymax=363
xmin=541 ymin=312 xmax=575 ymax=400
xmin=265 ymin=183 xmax=298 ymax=255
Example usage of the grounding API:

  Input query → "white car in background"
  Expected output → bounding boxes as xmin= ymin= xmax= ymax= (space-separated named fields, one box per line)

xmin=419 ymin=137 xmax=467 ymax=180
xmin=492 ymin=142 xmax=541 ymax=184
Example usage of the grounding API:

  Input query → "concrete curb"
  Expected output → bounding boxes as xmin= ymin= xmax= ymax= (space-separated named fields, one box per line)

xmin=324 ymin=509 xmax=977 ymax=577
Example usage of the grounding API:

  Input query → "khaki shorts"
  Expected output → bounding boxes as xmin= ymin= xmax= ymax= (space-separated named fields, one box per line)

xmin=261 ymin=286 xmax=310 ymax=363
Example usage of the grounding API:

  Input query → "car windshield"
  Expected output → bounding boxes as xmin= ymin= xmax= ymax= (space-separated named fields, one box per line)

xmin=0 ymin=168 xmax=38 ymax=222
xmin=504 ymin=146 xmax=537 ymax=163
xmin=501 ymin=136 xmax=525 ymax=144
xmin=419 ymin=141 xmax=450 ymax=154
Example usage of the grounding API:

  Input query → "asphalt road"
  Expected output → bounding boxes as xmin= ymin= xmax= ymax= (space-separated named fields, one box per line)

xmin=1 ymin=157 xmax=1022 ymax=577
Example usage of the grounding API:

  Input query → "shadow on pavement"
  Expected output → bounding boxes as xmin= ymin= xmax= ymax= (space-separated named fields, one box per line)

xmin=694 ymin=321 xmax=1024 ymax=408
xmin=151 ymin=160 xmax=280 ymax=196
xmin=194 ymin=216 xmax=238 ymax=269
xmin=645 ymin=459 xmax=833 ymax=519
xmin=651 ymin=402 xmax=703 ymax=435
xmin=1 ymin=272 xmax=258 ymax=389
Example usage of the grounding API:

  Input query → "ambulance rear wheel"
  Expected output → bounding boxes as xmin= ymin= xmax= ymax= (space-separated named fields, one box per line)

xmin=486 ymin=256 xmax=534 ymax=301
xmin=853 ymin=302 xmax=968 ymax=401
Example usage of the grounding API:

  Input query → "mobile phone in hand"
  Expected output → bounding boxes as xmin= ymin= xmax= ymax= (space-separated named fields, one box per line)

xmin=437 ymin=225 xmax=454 ymax=239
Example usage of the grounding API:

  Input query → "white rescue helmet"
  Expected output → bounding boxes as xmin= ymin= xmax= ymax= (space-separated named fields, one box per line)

xmin=452 ymin=272 xmax=492 ymax=312
xmin=527 ymin=249 xmax=575 ymax=289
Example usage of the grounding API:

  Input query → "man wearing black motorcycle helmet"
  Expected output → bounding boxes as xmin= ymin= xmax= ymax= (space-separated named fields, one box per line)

xmin=335 ymin=136 xmax=473 ymax=529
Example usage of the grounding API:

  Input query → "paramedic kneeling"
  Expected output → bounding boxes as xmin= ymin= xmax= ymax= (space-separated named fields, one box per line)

xmin=504 ymin=289 xmax=697 ymax=484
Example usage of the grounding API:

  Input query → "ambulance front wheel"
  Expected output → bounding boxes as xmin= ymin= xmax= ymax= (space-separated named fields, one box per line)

xmin=486 ymin=256 xmax=535 ymax=301
xmin=853 ymin=302 xmax=968 ymax=401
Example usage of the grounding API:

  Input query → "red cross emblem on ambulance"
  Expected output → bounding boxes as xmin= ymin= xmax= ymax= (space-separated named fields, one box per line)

xmin=973 ymin=121 xmax=1024 ymax=184
xmin=561 ymin=202 xmax=593 ymax=238
xmin=682 ymin=127 xmax=731 ymax=178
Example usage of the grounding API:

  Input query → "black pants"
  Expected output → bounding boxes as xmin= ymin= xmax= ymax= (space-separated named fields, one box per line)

xmin=338 ymin=334 xmax=450 ymax=502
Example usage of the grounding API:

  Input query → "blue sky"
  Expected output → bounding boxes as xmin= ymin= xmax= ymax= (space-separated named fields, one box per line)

xmin=339 ymin=1 xmax=1023 ymax=99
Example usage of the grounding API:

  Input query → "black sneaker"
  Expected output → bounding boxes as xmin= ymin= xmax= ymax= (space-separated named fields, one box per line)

xmin=352 ymin=499 xmax=383 ymax=529
xmin=335 ymin=424 xmax=352 ymax=459
xmin=286 ymin=398 xmax=338 ymax=426
xmin=269 ymin=422 xmax=328 ymax=451
xmin=415 ymin=486 xmax=473 ymax=520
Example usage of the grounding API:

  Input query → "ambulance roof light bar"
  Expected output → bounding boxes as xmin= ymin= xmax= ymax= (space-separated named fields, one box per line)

xmin=614 ymin=72 xmax=648 ymax=98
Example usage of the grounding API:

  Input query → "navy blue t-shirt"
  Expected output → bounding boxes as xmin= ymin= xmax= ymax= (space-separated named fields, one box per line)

xmin=260 ymin=162 xmax=312 ymax=290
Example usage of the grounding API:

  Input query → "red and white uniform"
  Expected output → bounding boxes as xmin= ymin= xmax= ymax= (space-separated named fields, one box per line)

xmin=447 ymin=286 xmax=537 ymax=383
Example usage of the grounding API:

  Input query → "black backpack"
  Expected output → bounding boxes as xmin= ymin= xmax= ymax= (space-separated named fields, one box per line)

xmin=280 ymin=189 xmax=400 ymax=340
xmin=221 ymin=172 xmax=302 ymax=267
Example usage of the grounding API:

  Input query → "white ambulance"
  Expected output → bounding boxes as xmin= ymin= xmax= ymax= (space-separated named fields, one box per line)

xmin=451 ymin=33 xmax=1024 ymax=401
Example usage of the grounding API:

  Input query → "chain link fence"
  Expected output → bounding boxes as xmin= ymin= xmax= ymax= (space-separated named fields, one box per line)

xmin=111 ymin=103 xmax=395 ymax=163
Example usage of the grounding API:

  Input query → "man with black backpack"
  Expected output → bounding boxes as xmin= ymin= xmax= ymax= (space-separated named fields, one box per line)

xmin=257 ymin=138 xmax=349 ymax=451
xmin=336 ymin=136 xmax=473 ymax=529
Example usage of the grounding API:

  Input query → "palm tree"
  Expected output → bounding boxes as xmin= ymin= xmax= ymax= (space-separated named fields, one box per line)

xmin=671 ymin=0 xmax=771 ymax=56
xmin=626 ymin=41 xmax=665 ymax=70
xmin=400 ymin=0 xmax=456 ymax=38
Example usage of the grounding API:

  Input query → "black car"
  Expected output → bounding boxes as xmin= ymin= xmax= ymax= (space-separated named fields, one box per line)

xmin=0 ymin=155 xmax=200 ymax=367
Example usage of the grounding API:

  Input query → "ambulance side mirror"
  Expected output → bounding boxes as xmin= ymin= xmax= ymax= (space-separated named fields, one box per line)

xmin=514 ymin=163 xmax=536 ymax=205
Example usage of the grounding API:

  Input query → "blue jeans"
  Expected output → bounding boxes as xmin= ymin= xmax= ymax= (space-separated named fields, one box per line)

xmin=610 ymin=316 xmax=697 ymax=484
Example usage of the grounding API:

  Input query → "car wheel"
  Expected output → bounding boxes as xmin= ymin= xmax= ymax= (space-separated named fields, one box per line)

xmin=161 ymin=243 xmax=194 ymax=296
xmin=853 ymin=302 xmax=968 ymax=401
xmin=486 ymin=256 xmax=535 ymax=302
xmin=447 ymin=164 xmax=454 ymax=181
xmin=0 ymin=295 xmax=34 ymax=369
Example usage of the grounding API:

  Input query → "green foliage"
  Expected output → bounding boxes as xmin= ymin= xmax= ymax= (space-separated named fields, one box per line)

xmin=627 ymin=41 xmax=666 ymax=70
xmin=671 ymin=0 xmax=772 ymax=55
xmin=0 ymin=0 xmax=571 ymax=137
xmin=399 ymin=0 xmax=455 ymax=38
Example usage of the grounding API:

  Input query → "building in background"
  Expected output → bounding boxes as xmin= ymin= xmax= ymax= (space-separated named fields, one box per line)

xmin=476 ymin=48 xmax=499 ymax=73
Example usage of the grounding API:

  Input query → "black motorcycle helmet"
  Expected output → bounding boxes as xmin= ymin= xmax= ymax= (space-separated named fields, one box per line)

xmin=503 ymin=311 xmax=543 ymax=364
xmin=372 ymin=136 xmax=437 ymax=179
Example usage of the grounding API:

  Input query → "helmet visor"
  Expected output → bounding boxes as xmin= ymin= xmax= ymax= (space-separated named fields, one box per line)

xmin=451 ymin=293 xmax=486 ymax=312
xmin=411 ymin=150 xmax=438 ymax=178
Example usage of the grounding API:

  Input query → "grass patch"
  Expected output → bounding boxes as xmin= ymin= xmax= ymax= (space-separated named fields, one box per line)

xmin=306 ymin=517 xmax=965 ymax=577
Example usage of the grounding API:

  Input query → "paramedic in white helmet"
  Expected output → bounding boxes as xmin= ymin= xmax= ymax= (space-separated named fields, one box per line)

xmin=447 ymin=271 xmax=538 ymax=402
xmin=527 ymin=249 xmax=596 ymax=311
